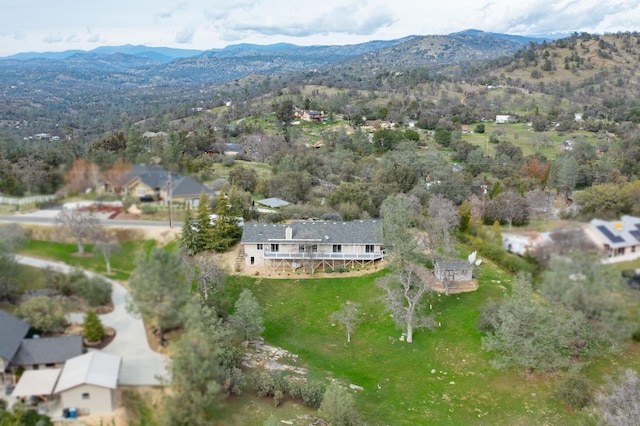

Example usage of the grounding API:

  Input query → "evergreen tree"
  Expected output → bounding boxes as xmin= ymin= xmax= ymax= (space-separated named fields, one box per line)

xmin=229 ymin=289 xmax=265 ymax=341
xmin=195 ymin=193 xmax=215 ymax=251
xmin=210 ymin=191 xmax=242 ymax=252
xmin=83 ymin=310 xmax=105 ymax=342
xmin=180 ymin=204 xmax=201 ymax=255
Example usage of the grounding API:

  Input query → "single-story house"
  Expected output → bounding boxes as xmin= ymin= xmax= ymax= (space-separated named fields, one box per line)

xmin=11 ymin=335 xmax=83 ymax=371
xmin=0 ymin=310 xmax=29 ymax=380
xmin=54 ymin=351 xmax=122 ymax=415
xmin=240 ymin=220 xmax=384 ymax=272
xmin=434 ymin=260 xmax=473 ymax=282
xmin=585 ymin=215 xmax=640 ymax=262
xmin=107 ymin=164 xmax=213 ymax=205
xmin=495 ymin=114 xmax=514 ymax=124
xmin=503 ymin=231 xmax=551 ymax=256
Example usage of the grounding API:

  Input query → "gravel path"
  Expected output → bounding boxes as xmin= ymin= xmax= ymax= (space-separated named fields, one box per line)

xmin=16 ymin=255 xmax=169 ymax=386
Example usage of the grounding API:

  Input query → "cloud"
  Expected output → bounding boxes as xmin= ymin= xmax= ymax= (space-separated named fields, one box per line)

xmin=218 ymin=1 xmax=394 ymax=39
xmin=486 ymin=0 xmax=640 ymax=35
xmin=43 ymin=33 xmax=64 ymax=44
xmin=155 ymin=2 xmax=188 ymax=21
xmin=175 ymin=28 xmax=195 ymax=44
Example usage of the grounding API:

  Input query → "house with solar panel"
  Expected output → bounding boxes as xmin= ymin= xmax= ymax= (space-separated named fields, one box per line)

xmin=585 ymin=215 xmax=640 ymax=262
xmin=240 ymin=220 xmax=384 ymax=273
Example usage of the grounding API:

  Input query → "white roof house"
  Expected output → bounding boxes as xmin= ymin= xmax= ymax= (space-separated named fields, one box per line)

xmin=55 ymin=351 xmax=121 ymax=393
xmin=54 ymin=351 xmax=122 ymax=414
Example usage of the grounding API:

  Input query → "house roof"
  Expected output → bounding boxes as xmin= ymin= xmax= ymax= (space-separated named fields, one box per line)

xmin=127 ymin=164 xmax=211 ymax=197
xmin=589 ymin=215 xmax=640 ymax=248
xmin=0 ymin=310 xmax=30 ymax=362
xmin=256 ymin=197 xmax=290 ymax=208
xmin=435 ymin=260 xmax=473 ymax=270
xmin=12 ymin=335 xmax=83 ymax=367
xmin=241 ymin=220 xmax=382 ymax=245
xmin=12 ymin=369 xmax=62 ymax=397
xmin=55 ymin=351 xmax=122 ymax=393
xmin=171 ymin=176 xmax=213 ymax=198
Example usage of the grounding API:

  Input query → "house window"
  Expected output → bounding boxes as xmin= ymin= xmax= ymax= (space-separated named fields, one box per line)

xmin=45 ymin=363 xmax=55 ymax=368
xmin=298 ymin=245 xmax=317 ymax=252
xmin=257 ymin=244 xmax=263 ymax=250
xmin=82 ymin=393 xmax=90 ymax=400
xmin=136 ymin=188 xmax=146 ymax=196
xmin=270 ymin=244 xmax=279 ymax=252
xmin=365 ymin=245 xmax=375 ymax=253
xmin=332 ymin=245 xmax=342 ymax=253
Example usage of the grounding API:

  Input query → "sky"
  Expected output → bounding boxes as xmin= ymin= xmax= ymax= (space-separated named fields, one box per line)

xmin=2 ymin=0 xmax=640 ymax=57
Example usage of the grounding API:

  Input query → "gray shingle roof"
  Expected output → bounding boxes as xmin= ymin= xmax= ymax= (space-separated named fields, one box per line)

xmin=241 ymin=220 xmax=382 ymax=245
xmin=127 ymin=165 xmax=211 ymax=197
xmin=11 ymin=335 xmax=83 ymax=366
xmin=0 ymin=310 xmax=29 ymax=362
xmin=171 ymin=176 xmax=213 ymax=198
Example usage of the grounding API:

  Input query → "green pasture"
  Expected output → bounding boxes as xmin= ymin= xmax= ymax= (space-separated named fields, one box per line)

xmin=224 ymin=261 xmax=639 ymax=425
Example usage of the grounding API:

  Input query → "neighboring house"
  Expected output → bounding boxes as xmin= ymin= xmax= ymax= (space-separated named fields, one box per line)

xmin=109 ymin=164 xmax=212 ymax=205
xmin=585 ymin=215 xmax=640 ymax=262
xmin=0 ymin=310 xmax=29 ymax=380
xmin=55 ymin=351 xmax=122 ymax=415
xmin=240 ymin=220 xmax=384 ymax=272
xmin=503 ymin=231 xmax=551 ymax=256
xmin=495 ymin=114 xmax=514 ymax=124
xmin=434 ymin=260 xmax=473 ymax=282
xmin=142 ymin=131 xmax=168 ymax=138
xmin=11 ymin=335 xmax=83 ymax=371
xmin=256 ymin=197 xmax=291 ymax=209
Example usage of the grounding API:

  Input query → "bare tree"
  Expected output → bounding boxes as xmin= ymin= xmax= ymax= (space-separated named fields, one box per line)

xmin=376 ymin=264 xmax=437 ymax=343
xmin=55 ymin=209 xmax=101 ymax=255
xmin=424 ymin=194 xmax=459 ymax=259
xmin=331 ymin=301 xmax=362 ymax=343
xmin=105 ymin=159 xmax=132 ymax=195
xmin=183 ymin=251 xmax=226 ymax=309
xmin=93 ymin=238 xmax=121 ymax=275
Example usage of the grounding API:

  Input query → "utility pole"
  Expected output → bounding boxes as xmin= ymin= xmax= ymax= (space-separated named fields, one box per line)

xmin=481 ymin=184 xmax=488 ymax=208
xmin=168 ymin=172 xmax=173 ymax=228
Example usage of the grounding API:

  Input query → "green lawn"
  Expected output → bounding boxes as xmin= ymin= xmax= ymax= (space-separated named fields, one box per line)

xmin=19 ymin=239 xmax=157 ymax=280
xmin=226 ymin=262 xmax=640 ymax=425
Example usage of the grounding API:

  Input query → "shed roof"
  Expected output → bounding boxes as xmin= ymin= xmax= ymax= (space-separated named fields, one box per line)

xmin=55 ymin=351 xmax=121 ymax=393
xmin=12 ymin=335 xmax=83 ymax=367
xmin=12 ymin=369 xmax=62 ymax=397
xmin=0 ymin=310 xmax=29 ymax=362
xmin=241 ymin=220 xmax=382 ymax=245
xmin=256 ymin=197 xmax=290 ymax=208
xmin=435 ymin=260 xmax=473 ymax=270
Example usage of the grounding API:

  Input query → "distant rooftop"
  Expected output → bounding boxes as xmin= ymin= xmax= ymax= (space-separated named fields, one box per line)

xmin=256 ymin=197 xmax=291 ymax=208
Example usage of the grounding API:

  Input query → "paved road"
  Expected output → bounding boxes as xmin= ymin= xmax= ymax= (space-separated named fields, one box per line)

xmin=0 ymin=213 xmax=182 ymax=228
xmin=16 ymin=255 xmax=169 ymax=386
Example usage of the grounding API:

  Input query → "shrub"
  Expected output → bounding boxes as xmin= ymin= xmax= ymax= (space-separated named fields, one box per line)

xmin=553 ymin=372 xmax=593 ymax=409
xmin=632 ymin=329 xmax=640 ymax=342
xmin=286 ymin=378 xmax=325 ymax=408
xmin=72 ymin=275 xmax=112 ymax=307
xmin=16 ymin=296 xmax=67 ymax=335
xmin=83 ymin=310 xmax=105 ymax=342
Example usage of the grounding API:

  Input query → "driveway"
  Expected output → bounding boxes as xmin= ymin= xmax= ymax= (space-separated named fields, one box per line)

xmin=15 ymin=255 xmax=169 ymax=386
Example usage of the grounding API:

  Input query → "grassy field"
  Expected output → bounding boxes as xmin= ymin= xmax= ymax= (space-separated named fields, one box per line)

xmin=224 ymin=260 xmax=640 ymax=425
xmin=17 ymin=239 xmax=640 ymax=424
xmin=19 ymin=239 xmax=157 ymax=280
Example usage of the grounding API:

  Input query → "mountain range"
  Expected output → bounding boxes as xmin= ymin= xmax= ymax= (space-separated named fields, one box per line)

xmin=0 ymin=30 xmax=553 ymax=89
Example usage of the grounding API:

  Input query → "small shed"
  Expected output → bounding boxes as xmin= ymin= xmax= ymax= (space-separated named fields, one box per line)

xmin=55 ymin=351 xmax=121 ymax=415
xmin=434 ymin=260 xmax=473 ymax=282
xmin=256 ymin=197 xmax=291 ymax=209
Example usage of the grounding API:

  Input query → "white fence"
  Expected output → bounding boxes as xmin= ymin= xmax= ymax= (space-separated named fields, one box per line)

xmin=0 ymin=195 xmax=58 ymax=206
